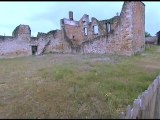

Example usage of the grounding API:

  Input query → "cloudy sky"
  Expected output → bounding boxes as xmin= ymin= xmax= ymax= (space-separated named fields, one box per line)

xmin=0 ymin=1 xmax=159 ymax=37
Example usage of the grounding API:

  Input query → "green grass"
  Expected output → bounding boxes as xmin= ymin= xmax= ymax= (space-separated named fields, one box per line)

xmin=0 ymin=45 xmax=160 ymax=118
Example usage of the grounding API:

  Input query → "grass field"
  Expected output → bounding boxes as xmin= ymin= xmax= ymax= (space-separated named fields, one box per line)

xmin=0 ymin=44 xmax=160 ymax=119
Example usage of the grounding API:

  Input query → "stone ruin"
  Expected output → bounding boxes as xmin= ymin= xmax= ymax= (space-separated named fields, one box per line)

xmin=0 ymin=1 xmax=145 ymax=57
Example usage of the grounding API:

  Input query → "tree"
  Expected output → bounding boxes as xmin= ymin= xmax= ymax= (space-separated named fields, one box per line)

xmin=156 ymin=31 xmax=160 ymax=45
xmin=145 ymin=32 xmax=151 ymax=37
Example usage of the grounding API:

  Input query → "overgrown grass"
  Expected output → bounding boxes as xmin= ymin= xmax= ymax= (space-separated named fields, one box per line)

xmin=0 ymin=45 xmax=160 ymax=118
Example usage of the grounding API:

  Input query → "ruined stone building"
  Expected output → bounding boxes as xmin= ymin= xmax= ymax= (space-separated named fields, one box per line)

xmin=0 ymin=1 xmax=145 ymax=57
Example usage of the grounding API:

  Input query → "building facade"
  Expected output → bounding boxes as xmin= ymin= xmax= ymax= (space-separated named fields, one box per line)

xmin=0 ymin=1 xmax=145 ymax=58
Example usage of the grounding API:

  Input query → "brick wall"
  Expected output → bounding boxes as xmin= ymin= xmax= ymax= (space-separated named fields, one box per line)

xmin=79 ymin=1 xmax=145 ymax=56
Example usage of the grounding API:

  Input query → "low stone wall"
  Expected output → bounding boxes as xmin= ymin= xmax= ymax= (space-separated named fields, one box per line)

xmin=145 ymin=36 xmax=157 ymax=44
xmin=120 ymin=75 xmax=160 ymax=119
xmin=0 ymin=39 xmax=31 ymax=57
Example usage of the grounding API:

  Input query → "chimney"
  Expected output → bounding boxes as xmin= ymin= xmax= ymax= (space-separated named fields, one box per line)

xmin=69 ymin=11 xmax=73 ymax=20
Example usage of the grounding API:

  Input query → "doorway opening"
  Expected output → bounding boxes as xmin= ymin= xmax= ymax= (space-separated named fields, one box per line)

xmin=31 ymin=46 xmax=38 ymax=55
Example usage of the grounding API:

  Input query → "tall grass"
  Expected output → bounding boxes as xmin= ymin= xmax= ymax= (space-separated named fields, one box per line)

xmin=0 ymin=45 xmax=160 ymax=118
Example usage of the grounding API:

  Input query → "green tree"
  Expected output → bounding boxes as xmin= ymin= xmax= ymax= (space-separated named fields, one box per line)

xmin=145 ymin=32 xmax=151 ymax=37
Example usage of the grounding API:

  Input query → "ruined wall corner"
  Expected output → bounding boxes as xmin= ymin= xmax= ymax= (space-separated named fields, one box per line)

xmin=12 ymin=24 xmax=31 ymax=41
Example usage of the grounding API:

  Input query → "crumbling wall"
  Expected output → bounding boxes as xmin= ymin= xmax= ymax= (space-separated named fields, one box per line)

xmin=82 ymin=35 xmax=107 ymax=54
xmin=61 ymin=13 xmax=110 ymax=46
xmin=87 ymin=2 xmax=145 ymax=56
xmin=35 ymin=32 xmax=48 ymax=55
xmin=33 ymin=30 xmax=71 ymax=55
xmin=0 ymin=25 xmax=32 ymax=57
xmin=12 ymin=24 xmax=31 ymax=41
xmin=0 ymin=39 xmax=31 ymax=57
xmin=44 ymin=30 xmax=71 ymax=54
xmin=61 ymin=18 xmax=83 ymax=46
xmin=62 ymin=1 xmax=145 ymax=56
xmin=131 ymin=2 xmax=145 ymax=53
xmin=81 ymin=15 xmax=120 ymax=55
xmin=0 ymin=24 xmax=71 ymax=58
xmin=145 ymin=36 xmax=157 ymax=44
xmin=61 ymin=12 xmax=110 ymax=53
xmin=105 ymin=1 xmax=145 ymax=56
xmin=106 ymin=1 xmax=135 ymax=55
xmin=0 ymin=1 xmax=145 ymax=58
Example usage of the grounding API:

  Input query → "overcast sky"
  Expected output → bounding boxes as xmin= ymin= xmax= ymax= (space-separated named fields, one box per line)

xmin=0 ymin=1 xmax=159 ymax=37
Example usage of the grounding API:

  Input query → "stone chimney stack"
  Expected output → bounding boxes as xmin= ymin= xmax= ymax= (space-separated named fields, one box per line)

xmin=69 ymin=11 xmax=73 ymax=20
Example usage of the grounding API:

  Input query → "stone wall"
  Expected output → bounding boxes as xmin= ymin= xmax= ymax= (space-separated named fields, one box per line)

xmin=61 ymin=13 xmax=120 ymax=48
xmin=82 ymin=35 xmax=107 ymax=54
xmin=61 ymin=1 xmax=145 ymax=56
xmin=0 ymin=39 xmax=31 ymax=58
xmin=0 ymin=25 xmax=31 ymax=58
xmin=108 ymin=1 xmax=145 ymax=56
xmin=145 ymin=36 xmax=157 ymax=44
xmin=43 ymin=30 xmax=71 ymax=54
xmin=132 ymin=2 xmax=145 ymax=54
xmin=31 ymin=30 xmax=71 ymax=55
xmin=0 ymin=1 xmax=145 ymax=58
xmin=12 ymin=24 xmax=31 ymax=41
xmin=0 ymin=25 xmax=70 ymax=57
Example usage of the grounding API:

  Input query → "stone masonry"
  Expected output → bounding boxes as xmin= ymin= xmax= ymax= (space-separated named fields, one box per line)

xmin=0 ymin=1 xmax=145 ymax=58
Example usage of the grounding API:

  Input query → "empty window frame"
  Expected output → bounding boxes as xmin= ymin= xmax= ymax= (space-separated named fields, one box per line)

xmin=93 ymin=25 xmax=99 ymax=35
xmin=83 ymin=27 xmax=88 ymax=36
xmin=106 ymin=22 xmax=111 ymax=32
xmin=107 ymin=22 xmax=111 ymax=32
